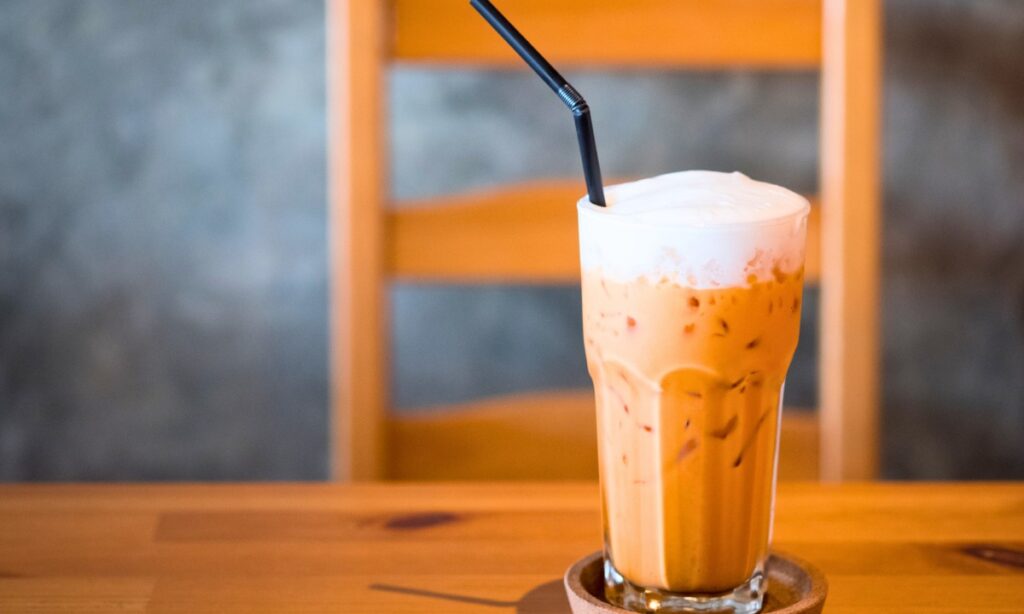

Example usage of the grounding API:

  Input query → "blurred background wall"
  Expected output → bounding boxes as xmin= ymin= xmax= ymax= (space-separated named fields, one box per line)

xmin=1 ymin=0 xmax=1021 ymax=480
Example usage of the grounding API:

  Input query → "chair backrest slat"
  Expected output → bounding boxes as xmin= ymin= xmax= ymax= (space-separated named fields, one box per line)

xmin=388 ymin=186 xmax=821 ymax=284
xmin=393 ymin=0 xmax=822 ymax=68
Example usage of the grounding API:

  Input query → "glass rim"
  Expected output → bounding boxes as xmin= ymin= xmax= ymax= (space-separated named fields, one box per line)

xmin=576 ymin=197 xmax=810 ymax=230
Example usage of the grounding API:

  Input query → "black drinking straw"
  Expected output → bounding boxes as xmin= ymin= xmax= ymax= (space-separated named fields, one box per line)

xmin=469 ymin=0 xmax=606 ymax=206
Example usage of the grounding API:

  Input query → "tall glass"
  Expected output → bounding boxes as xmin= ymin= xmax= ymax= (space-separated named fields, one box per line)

xmin=578 ymin=173 xmax=809 ymax=613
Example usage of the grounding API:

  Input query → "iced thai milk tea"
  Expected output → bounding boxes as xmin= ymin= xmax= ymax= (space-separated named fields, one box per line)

xmin=578 ymin=171 xmax=809 ymax=613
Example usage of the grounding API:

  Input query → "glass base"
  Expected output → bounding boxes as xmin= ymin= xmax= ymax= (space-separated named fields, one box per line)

xmin=604 ymin=558 xmax=765 ymax=614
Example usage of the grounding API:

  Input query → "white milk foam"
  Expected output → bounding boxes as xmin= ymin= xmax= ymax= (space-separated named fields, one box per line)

xmin=578 ymin=171 xmax=809 ymax=287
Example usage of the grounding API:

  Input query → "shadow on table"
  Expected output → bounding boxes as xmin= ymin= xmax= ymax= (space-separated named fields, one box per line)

xmin=369 ymin=579 xmax=570 ymax=613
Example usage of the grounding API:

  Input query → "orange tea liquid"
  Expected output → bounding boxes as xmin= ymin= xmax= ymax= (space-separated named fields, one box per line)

xmin=583 ymin=267 xmax=804 ymax=595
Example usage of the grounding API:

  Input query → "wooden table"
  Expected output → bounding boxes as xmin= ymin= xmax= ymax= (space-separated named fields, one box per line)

xmin=1 ymin=483 xmax=1022 ymax=613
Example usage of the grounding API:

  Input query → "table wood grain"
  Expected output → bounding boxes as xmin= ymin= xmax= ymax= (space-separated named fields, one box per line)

xmin=0 ymin=483 xmax=1022 ymax=613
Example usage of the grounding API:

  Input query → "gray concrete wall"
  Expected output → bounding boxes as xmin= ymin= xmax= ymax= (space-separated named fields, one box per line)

xmin=1 ymin=0 xmax=1021 ymax=480
xmin=0 ymin=1 xmax=329 ymax=479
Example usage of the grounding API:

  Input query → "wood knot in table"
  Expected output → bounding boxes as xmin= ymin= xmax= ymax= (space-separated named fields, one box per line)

xmin=961 ymin=545 xmax=1024 ymax=569
xmin=385 ymin=512 xmax=460 ymax=530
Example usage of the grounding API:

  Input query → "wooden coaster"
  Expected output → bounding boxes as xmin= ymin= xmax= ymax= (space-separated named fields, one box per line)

xmin=564 ymin=551 xmax=827 ymax=614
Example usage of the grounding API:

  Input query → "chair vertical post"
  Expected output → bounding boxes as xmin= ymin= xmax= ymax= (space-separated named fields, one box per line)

xmin=819 ymin=0 xmax=882 ymax=480
xmin=328 ymin=0 xmax=389 ymax=480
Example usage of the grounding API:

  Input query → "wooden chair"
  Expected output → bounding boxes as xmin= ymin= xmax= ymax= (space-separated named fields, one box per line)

xmin=328 ymin=0 xmax=881 ymax=482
